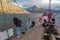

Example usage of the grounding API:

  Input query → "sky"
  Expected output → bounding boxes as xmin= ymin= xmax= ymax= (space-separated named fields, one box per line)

xmin=41 ymin=0 xmax=60 ymax=4
xmin=10 ymin=0 xmax=60 ymax=9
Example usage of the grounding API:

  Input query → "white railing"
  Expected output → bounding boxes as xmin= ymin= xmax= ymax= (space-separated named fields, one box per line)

xmin=0 ymin=25 xmax=15 ymax=40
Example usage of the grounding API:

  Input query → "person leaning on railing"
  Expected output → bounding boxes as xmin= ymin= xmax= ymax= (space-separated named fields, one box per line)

xmin=30 ymin=20 xmax=35 ymax=28
xmin=13 ymin=17 xmax=22 ymax=38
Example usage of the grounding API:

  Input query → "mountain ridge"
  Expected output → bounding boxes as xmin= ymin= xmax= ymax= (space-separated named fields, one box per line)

xmin=24 ymin=5 xmax=43 ymax=13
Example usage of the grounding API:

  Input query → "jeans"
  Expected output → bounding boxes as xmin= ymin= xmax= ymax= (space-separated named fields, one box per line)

xmin=15 ymin=27 xmax=21 ymax=36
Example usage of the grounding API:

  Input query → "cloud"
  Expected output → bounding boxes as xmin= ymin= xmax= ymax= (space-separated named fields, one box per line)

xmin=10 ymin=0 xmax=34 ymax=8
xmin=10 ymin=0 xmax=60 ymax=8
xmin=56 ymin=0 xmax=60 ymax=1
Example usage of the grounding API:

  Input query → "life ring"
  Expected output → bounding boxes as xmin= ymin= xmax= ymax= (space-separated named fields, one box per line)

xmin=39 ymin=17 xmax=42 ymax=23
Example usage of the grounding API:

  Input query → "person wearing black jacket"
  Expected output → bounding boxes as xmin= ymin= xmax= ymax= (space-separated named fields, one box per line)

xmin=13 ymin=17 xmax=22 ymax=38
xmin=48 ymin=21 xmax=55 ymax=34
xmin=13 ymin=17 xmax=22 ymax=27
xmin=30 ymin=21 xmax=35 ymax=28
xmin=42 ymin=19 xmax=48 ymax=28
xmin=51 ymin=18 xmax=55 ymax=24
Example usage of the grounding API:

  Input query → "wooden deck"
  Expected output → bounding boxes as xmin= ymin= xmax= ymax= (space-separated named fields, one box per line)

xmin=9 ymin=26 xmax=44 ymax=40
xmin=9 ymin=25 xmax=60 ymax=40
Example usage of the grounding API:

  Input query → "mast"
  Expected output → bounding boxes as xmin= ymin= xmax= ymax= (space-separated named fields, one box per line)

xmin=49 ymin=0 xmax=51 ymax=12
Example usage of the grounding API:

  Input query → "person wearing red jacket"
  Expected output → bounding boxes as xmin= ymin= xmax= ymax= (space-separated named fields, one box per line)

xmin=48 ymin=12 xmax=52 ymax=19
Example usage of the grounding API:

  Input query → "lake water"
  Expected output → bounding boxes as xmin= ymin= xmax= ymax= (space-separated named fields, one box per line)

xmin=0 ymin=13 xmax=60 ymax=27
xmin=54 ymin=13 xmax=60 ymax=26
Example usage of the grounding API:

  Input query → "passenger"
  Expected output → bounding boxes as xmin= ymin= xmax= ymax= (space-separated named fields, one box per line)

xmin=43 ymin=13 xmax=48 ymax=21
xmin=48 ymin=12 xmax=52 ymax=19
xmin=42 ymin=20 xmax=49 ymax=34
xmin=13 ymin=17 xmax=22 ymax=38
xmin=48 ymin=21 xmax=55 ymax=33
xmin=42 ymin=19 xmax=48 ymax=28
xmin=30 ymin=20 xmax=35 ymax=28
xmin=48 ymin=19 xmax=51 ymax=27
xmin=48 ymin=19 xmax=51 ymax=23
xmin=44 ymin=19 xmax=46 ymax=23
xmin=51 ymin=18 xmax=55 ymax=24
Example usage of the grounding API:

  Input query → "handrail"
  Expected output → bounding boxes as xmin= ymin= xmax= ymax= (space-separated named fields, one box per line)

xmin=0 ymin=15 xmax=43 ymax=31
xmin=0 ymin=18 xmax=36 ymax=30
xmin=0 ymin=19 xmax=30 ymax=31
xmin=0 ymin=24 xmax=15 ymax=30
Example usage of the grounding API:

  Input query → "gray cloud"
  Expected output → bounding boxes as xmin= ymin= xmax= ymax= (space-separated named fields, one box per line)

xmin=10 ymin=0 xmax=35 ymax=8
xmin=9 ymin=0 xmax=60 ymax=8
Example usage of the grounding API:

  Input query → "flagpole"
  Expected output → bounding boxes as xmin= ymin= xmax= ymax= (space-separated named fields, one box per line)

xmin=49 ymin=0 xmax=51 ymax=12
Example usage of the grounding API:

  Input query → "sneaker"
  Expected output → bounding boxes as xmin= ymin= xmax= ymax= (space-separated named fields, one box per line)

xmin=17 ymin=36 xmax=20 ymax=38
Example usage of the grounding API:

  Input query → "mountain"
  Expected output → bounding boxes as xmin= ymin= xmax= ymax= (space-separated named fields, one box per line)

xmin=41 ymin=8 xmax=60 ymax=13
xmin=24 ymin=5 xmax=43 ymax=13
